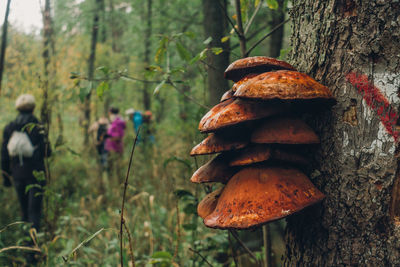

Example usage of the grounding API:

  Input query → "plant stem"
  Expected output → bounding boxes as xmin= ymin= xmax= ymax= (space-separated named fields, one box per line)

xmin=263 ymin=225 xmax=271 ymax=267
xmin=189 ymin=247 xmax=213 ymax=267
xmin=120 ymin=127 xmax=141 ymax=267
xmin=228 ymin=231 xmax=239 ymax=266
xmin=123 ymin=223 xmax=136 ymax=267
xmin=230 ymin=229 xmax=260 ymax=266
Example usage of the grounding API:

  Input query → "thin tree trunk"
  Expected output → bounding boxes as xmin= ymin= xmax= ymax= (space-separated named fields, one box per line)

xmin=284 ymin=1 xmax=400 ymax=265
xmin=202 ymin=0 xmax=230 ymax=105
xmin=267 ymin=0 xmax=284 ymax=58
xmin=41 ymin=0 xmax=53 ymax=136
xmin=0 ymin=0 xmax=11 ymax=94
xmin=234 ymin=0 xmax=246 ymax=57
xmin=83 ymin=0 xmax=102 ymax=144
xmin=143 ymin=0 xmax=152 ymax=111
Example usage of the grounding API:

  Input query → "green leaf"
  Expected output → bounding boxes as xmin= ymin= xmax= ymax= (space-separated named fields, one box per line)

xmin=203 ymin=36 xmax=212 ymax=45
xmin=170 ymin=67 xmax=185 ymax=75
xmin=255 ymin=0 xmax=261 ymax=7
xmin=96 ymin=81 xmax=109 ymax=99
xmin=175 ymin=42 xmax=191 ymax=62
xmin=266 ymin=0 xmax=279 ymax=9
xmin=22 ymin=122 xmax=37 ymax=133
xmin=69 ymin=72 xmax=80 ymax=79
xmin=155 ymin=36 xmax=169 ymax=64
xmin=33 ymin=170 xmax=46 ymax=182
xmin=96 ymin=66 xmax=109 ymax=76
xmin=221 ymin=36 xmax=230 ymax=43
xmin=153 ymin=80 xmax=166 ymax=95
xmin=25 ymin=184 xmax=42 ymax=194
xmin=211 ymin=47 xmax=223 ymax=55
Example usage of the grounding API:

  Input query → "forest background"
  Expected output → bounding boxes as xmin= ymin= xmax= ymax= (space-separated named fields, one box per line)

xmin=0 ymin=0 xmax=291 ymax=266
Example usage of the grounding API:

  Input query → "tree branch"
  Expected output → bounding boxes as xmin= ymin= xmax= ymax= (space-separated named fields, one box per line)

xmin=245 ymin=18 xmax=290 ymax=57
xmin=234 ymin=0 xmax=246 ymax=57
xmin=217 ymin=0 xmax=241 ymax=38
xmin=244 ymin=0 xmax=263 ymax=35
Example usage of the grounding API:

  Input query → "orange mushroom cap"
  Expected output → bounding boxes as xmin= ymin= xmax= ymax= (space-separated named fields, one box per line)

xmin=251 ymin=116 xmax=320 ymax=144
xmin=190 ymin=154 xmax=239 ymax=184
xmin=229 ymin=144 xmax=309 ymax=167
xmin=234 ymin=70 xmax=334 ymax=100
xmin=220 ymin=89 xmax=235 ymax=102
xmin=197 ymin=187 xmax=224 ymax=219
xmin=224 ymin=56 xmax=296 ymax=82
xmin=232 ymin=73 xmax=260 ymax=92
xmin=204 ymin=165 xmax=325 ymax=229
xmin=190 ymin=132 xmax=249 ymax=156
xmin=229 ymin=144 xmax=272 ymax=166
xmin=199 ymin=98 xmax=285 ymax=133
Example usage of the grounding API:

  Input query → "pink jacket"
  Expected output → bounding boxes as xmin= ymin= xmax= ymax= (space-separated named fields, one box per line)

xmin=105 ymin=117 xmax=126 ymax=154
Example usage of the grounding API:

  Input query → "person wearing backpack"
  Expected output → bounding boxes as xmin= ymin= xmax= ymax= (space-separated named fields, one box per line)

xmin=1 ymin=94 xmax=51 ymax=231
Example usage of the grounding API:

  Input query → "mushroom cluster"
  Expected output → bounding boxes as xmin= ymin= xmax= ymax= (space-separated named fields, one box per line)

xmin=190 ymin=56 xmax=335 ymax=230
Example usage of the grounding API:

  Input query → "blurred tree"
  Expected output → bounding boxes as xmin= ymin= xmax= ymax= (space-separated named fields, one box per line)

xmin=83 ymin=0 xmax=103 ymax=144
xmin=267 ymin=0 xmax=284 ymax=58
xmin=202 ymin=0 xmax=230 ymax=105
xmin=143 ymin=0 xmax=152 ymax=111
xmin=285 ymin=0 xmax=400 ymax=266
xmin=0 ymin=0 xmax=11 ymax=94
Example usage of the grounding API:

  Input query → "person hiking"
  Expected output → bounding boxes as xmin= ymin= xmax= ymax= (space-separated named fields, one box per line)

xmin=1 ymin=94 xmax=51 ymax=231
xmin=88 ymin=117 xmax=109 ymax=170
xmin=125 ymin=108 xmax=143 ymax=135
xmin=105 ymin=107 xmax=126 ymax=182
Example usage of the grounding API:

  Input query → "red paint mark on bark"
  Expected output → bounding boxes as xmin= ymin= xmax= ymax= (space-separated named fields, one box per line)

xmin=346 ymin=72 xmax=400 ymax=142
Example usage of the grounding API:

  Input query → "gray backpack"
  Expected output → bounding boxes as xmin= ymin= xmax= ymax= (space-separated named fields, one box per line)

xmin=7 ymin=131 xmax=35 ymax=166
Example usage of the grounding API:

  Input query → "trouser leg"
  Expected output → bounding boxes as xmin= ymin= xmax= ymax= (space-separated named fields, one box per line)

xmin=14 ymin=182 xmax=29 ymax=222
xmin=27 ymin=186 xmax=43 ymax=230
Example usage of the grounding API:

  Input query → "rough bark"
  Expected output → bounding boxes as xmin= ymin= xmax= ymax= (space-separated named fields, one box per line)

xmin=0 ymin=0 xmax=11 ymax=94
xmin=83 ymin=0 xmax=102 ymax=144
xmin=284 ymin=1 xmax=400 ymax=266
xmin=202 ymin=0 xmax=230 ymax=105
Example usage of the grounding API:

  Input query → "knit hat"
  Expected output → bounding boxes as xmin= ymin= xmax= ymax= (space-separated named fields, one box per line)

xmin=15 ymin=94 xmax=35 ymax=111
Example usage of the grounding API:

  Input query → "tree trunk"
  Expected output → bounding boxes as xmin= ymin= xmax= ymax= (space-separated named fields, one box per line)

xmin=0 ymin=0 xmax=11 ymax=94
xmin=83 ymin=0 xmax=102 ymax=144
xmin=41 ymin=0 xmax=53 ymax=136
xmin=284 ymin=1 xmax=400 ymax=266
xmin=202 ymin=0 xmax=230 ymax=105
xmin=267 ymin=0 xmax=284 ymax=58
xmin=143 ymin=0 xmax=152 ymax=111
